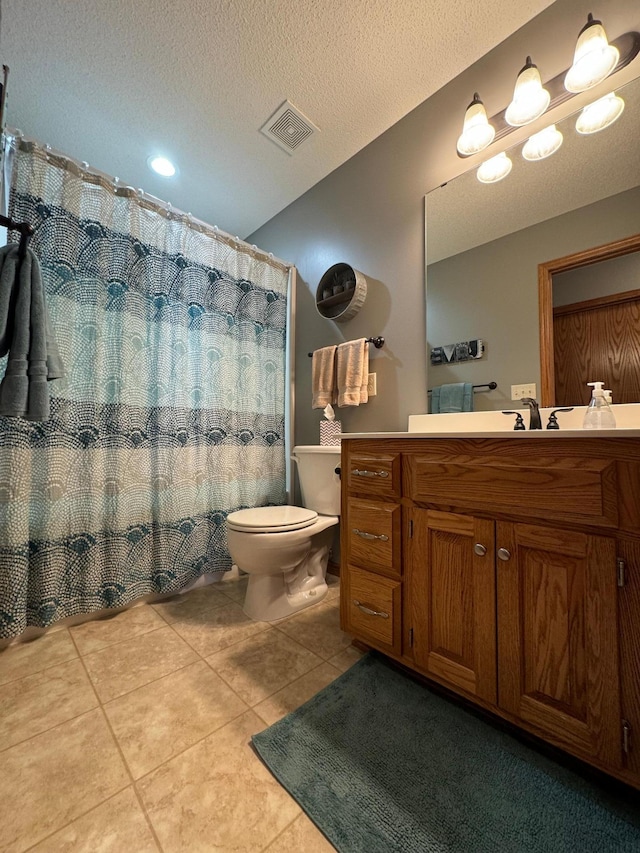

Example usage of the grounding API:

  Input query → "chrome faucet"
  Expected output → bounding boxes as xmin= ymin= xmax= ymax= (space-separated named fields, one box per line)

xmin=520 ymin=397 xmax=542 ymax=430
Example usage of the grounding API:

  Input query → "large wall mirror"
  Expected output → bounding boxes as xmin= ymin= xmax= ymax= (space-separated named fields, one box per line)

xmin=425 ymin=73 xmax=640 ymax=411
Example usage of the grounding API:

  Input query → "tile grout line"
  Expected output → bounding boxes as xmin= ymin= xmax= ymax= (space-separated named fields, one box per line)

xmin=0 ymin=633 xmax=79 ymax=688
xmin=0 ymin=689 xmax=100 ymax=756
xmin=74 ymin=621 xmax=175 ymax=660
xmin=132 ymin=704 xmax=252 ymax=789
xmin=201 ymin=633 xmax=333 ymax=713
xmin=257 ymin=813 xmax=305 ymax=853
xmin=4 ymin=586 xmax=342 ymax=851
xmin=18 ymin=784 xmax=158 ymax=853
xmin=8 ymin=637 xmax=138 ymax=853
xmin=271 ymin=623 xmax=350 ymax=662
xmin=162 ymin=610 xmax=274 ymax=662
xmin=93 ymin=655 xmax=204 ymax=706
xmin=69 ymin=620 xmax=167 ymax=853
xmin=69 ymin=608 xmax=259 ymax=800
xmin=251 ymin=659 xmax=343 ymax=726
xmin=75 ymin=616 xmax=211 ymax=704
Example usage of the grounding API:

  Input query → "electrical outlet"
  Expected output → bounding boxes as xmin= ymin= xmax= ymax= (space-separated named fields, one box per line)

xmin=511 ymin=383 xmax=537 ymax=401
xmin=367 ymin=372 xmax=377 ymax=396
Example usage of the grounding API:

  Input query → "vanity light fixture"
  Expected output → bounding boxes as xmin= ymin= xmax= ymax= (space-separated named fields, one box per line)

xmin=456 ymin=93 xmax=495 ymax=156
xmin=148 ymin=155 xmax=176 ymax=177
xmin=455 ymin=16 xmax=639 ymax=161
xmin=575 ymin=91 xmax=625 ymax=134
xmin=477 ymin=151 xmax=512 ymax=184
xmin=505 ymin=57 xmax=550 ymax=126
xmin=565 ymin=13 xmax=620 ymax=93
xmin=522 ymin=124 xmax=563 ymax=161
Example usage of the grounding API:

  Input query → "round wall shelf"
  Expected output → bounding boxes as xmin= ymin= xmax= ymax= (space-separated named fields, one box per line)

xmin=315 ymin=263 xmax=367 ymax=323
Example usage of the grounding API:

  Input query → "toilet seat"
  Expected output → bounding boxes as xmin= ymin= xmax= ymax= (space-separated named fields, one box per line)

xmin=227 ymin=506 xmax=318 ymax=533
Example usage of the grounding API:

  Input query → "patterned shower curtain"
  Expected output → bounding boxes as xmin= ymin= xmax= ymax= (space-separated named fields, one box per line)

xmin=0 ymin=138 xmax=289 ymax=639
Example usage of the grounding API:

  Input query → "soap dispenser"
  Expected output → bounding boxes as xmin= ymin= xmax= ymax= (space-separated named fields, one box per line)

xmin=583 ymin=381 xmax=616 ymax=429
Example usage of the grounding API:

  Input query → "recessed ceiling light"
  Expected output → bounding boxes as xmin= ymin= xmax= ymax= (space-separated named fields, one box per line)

xmin=148 ymin=156 xmax=176 ymax=177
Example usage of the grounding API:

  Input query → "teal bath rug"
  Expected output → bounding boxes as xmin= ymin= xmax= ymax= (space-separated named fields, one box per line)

xmin=252 ymin=654 xmax=640 ymax=852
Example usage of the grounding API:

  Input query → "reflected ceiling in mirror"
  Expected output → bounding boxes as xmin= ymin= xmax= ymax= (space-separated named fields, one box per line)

xmin=427 ymin=74 xmax=640 ymax=266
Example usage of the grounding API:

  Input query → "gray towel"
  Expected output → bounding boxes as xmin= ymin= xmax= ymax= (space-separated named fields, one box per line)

xmin=0 ymin=245 xmax=64 ymax=421
xmin=431 ymin=382 xmax=473 ymax=414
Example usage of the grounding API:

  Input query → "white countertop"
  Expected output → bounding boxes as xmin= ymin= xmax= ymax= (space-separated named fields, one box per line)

xmin=337 ymin=404 xmax=640 ymax=440
xmin=340 ymin=429 xmax=640 ymax=439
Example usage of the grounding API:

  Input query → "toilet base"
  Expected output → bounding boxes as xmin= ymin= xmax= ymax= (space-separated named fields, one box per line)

xmin=243 ymin=572 xmax=328 ymax=621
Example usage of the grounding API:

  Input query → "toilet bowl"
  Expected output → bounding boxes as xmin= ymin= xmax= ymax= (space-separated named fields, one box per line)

xmin=226 ymin=446 xmax=341 ymax=621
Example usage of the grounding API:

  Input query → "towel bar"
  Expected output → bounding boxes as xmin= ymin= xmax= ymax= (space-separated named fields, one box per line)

xmin=0 ymin=214 xmax=34 ymax=260
xmin=427 ymin=381 xmax=497 ymax=394
xmin=308 ymin=336 xmax=384 ymax=357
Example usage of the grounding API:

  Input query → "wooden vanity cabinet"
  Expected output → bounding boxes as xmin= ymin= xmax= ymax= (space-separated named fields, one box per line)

xmin=409 ymin=508 xmax=497 ymax=704
xmin=341 ymin=450 xmax=403 ymax=657
xmin=340 ymin=436 xmax=640 ymax=789
xmin=496 ymin=521 xmax=620 ymax=767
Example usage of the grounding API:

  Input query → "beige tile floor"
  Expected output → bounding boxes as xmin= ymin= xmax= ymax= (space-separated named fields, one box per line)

xmin=0 ymin=574 xmax=364 ymax=853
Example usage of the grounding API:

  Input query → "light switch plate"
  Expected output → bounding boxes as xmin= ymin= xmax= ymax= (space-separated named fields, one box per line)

xmin=511 ymin=383 xmax=536 ymax=401
xmin=367 ymin=373 xmax=377 ymax=396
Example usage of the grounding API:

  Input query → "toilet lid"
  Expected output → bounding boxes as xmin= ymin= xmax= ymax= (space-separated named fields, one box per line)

xmin=227 ymin=506 xmax=318 ymax=533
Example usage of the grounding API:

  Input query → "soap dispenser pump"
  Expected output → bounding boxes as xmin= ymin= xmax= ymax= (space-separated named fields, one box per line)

xmin=583 ymin=381 xmax=616 ymax=429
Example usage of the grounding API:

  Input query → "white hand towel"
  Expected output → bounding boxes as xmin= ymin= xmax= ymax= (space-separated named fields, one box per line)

xmin=336 ymin=339 xmax=369 ymax=407
xmin=311 ymin=345 xmax=337 ymax=409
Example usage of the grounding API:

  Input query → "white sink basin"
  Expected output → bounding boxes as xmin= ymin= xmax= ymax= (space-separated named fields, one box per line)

xmin=408 ymin=403 xmax=640 ymax=433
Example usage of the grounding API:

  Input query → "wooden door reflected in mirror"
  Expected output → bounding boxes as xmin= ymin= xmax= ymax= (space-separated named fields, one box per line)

xmin=539 ymin=232 xmax=640 ymax=407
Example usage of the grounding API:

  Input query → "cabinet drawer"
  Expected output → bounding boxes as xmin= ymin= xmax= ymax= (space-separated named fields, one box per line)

xmin=347 ymin=566 xmax=401 ymax=654
xmin=347 ymin=498 xmax=401 ymax=578
xmin=347 ymin=453 xmax=401 ymax=499
xmin=405 ymin=454 xmax=618 ymax=527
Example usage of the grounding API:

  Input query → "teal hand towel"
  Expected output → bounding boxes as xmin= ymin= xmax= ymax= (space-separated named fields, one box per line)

xmin=431 ymin=382 xmax=473 ymax=414
xmin=0 ymin=244 xmax=64 ymax=421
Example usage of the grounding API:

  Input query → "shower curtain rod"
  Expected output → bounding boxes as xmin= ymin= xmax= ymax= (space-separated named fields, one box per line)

xmin=4 ymin=128 xmax=292 ymax=273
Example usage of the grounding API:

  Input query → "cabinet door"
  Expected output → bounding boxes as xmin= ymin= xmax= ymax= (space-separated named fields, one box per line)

xmin=497 ymin=522 xmax=620 ymax=766
xmin=410 ymin=509 xmax=497 ymax=703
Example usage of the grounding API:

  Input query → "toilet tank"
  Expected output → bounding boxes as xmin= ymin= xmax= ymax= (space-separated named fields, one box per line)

xmin=292 ymin=445 xmax=341 ymax=516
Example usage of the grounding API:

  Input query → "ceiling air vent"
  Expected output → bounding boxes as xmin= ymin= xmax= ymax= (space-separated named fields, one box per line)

xmin=260 ymin=100 xmax=319 ymax=154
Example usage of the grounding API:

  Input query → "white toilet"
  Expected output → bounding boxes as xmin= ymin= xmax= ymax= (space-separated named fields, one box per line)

xmin=226 ymin=445 xmax=341 ymax=621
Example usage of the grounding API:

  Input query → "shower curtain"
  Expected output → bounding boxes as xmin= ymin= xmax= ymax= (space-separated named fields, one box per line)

xmin=0 ymin=137 xmax=290 ymax=639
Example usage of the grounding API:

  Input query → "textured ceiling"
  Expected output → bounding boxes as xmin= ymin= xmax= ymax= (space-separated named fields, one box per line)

xmin=1 ymin=0 xmax=553 ymax=238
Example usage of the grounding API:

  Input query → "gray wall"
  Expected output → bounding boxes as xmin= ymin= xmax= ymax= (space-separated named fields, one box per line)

xmin=249 ymin=0 xmax=640 ymax=444
xmin=427 ymin=187 xmax=640 ymax=410
xmin=554 ymin=244 xmax=640 ymax=306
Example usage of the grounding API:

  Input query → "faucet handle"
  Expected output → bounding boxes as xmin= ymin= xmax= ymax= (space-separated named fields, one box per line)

xmin=546 ymin=407 xmax=574 ymax=430
xmin=519 ymin=397 xmax=542 ymax=430
xmin=502 ymin=411 xmax=526 ymax=430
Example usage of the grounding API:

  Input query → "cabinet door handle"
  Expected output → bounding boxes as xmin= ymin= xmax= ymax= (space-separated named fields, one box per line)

xmin=497 ymin=548 xmax=511 ymax=561
xmin=353 ymin=529 xmax=389 ymax=541
xmin=352 ymin=469 xmax=389 ymax=478
xmin=353 ymin=599 xmax=389 ymax=619
xmin=474 ymin=543 xmax=487 ymax=556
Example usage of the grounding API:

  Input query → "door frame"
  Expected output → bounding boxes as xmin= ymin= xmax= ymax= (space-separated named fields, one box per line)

xmin=538 ymin=231 xmax=640 ymax=406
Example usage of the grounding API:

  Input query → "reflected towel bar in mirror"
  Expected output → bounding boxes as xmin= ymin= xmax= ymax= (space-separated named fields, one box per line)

xmin=427 ymin=381 xmax=497 ymax=394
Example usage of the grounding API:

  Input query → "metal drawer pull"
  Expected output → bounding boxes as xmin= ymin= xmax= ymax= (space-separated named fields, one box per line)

xmin=497 ymin=548 xmax=511 ymax=561
xmin=474 ymin=543 xmax=487 ymax=556
xmin=352 ymin=469 xmax=390 ymax=478
xmin=353 ymin=599 xmax=389 ymax=619
xmin=353 ymin=529 xmax=389 ymax=541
